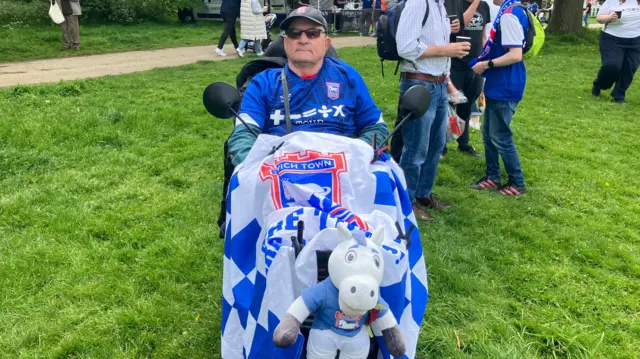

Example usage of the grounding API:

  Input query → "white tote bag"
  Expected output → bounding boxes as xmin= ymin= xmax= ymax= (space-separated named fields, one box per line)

xmin=49 ymin=0 xmax=66 ymax=24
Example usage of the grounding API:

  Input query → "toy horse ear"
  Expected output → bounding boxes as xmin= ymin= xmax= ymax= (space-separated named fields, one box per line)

xmin=337 ymin=222 xmax=351 ymax=242
xmin=371 ymin=227 xmax=384 ymax=246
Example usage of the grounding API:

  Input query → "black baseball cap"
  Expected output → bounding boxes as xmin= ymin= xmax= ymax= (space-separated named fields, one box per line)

xmin=279 ymin=6 xmax=328 ymax=33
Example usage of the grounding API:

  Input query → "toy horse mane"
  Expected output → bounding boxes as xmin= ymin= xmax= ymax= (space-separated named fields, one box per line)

xmin=335 ymin=221 xmax=384 ymax=247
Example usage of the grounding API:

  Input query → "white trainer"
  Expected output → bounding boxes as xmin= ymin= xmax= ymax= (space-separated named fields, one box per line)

xmin=215 ymin=48 xmax=227 ymax=57
xmin=236 ymin=48 xmax=245 ymax=57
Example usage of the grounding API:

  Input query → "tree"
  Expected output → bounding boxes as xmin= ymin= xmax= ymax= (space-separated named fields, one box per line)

xmin=545 ymin=0 xmax=585 ymax=34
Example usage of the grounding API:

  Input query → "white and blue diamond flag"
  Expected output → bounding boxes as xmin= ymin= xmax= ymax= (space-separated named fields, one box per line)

xmin=222 ymin=131 xmax=428 ymax=359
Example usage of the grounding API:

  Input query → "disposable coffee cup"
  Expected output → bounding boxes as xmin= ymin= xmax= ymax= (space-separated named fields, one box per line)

xmin=615 ymin=10 xmax=622 ymax=18
xmin=457 ymin=36 xmax=471 ymax=43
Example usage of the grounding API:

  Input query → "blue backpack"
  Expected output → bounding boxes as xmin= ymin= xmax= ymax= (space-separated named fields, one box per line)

xmin=376 ymin=0 xmax=429 ymax=77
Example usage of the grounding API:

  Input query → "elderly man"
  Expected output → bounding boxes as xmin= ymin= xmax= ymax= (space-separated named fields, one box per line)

xmin=227 ymin=6 xmax=389 ymax=167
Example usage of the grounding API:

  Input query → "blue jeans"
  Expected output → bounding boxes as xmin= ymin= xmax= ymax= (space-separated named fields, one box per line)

xmin=398 ymin=78 xmax=448 ymax=203
xmin=482 ymin=97 xmax=525 ymax=187
xmin=238 ymin=39 xmax=263 ymax=54
xmin=583 ymin=13 xmax=589 ymax=27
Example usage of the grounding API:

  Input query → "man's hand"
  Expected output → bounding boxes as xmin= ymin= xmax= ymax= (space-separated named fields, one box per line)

xmin=443 ymin=42 xmax=470 ymax=58
xmin=609 ymin=12 xmax=619 ymax=22
xmin=450 ymin=19 xmax=461 ymax=34
xmin=472 ymin=61 xmax=489 ymax=75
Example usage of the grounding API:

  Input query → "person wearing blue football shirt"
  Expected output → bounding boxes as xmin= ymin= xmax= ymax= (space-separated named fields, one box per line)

xmin=469 ymin=0 xmax=528 ymax=196
xmin=228 ymin=6 xmax=389 ymax=166
xmin=527 ymin=0 xmax=538 ymax=16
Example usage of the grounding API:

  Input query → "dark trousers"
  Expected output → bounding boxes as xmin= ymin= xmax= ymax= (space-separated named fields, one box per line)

xmin=60 ymin=14 xmax=80 ymax=49
xmin=334 ymin=4 xmax=345 ymax=31
xmin=593 ymin=31 xmax=640 ymax=101
xmin=359 ymin=8 xmax=374 ymax=35
xmin=450 ymin=65 xmax=484 ymax=148
xmin=217 ymin=11 xmax=239 ymax=50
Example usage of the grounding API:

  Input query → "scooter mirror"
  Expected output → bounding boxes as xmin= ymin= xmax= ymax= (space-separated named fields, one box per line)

xmin=372 ymin=85 xmax=432 ymax=154
xmin=400 ymin=85 xmax=431 ymax=119
xmin=203 ymin=82 xmax=241 ymax=119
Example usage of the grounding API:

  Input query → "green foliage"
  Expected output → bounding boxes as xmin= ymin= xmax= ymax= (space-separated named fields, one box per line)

xmin=0 ymin=22 xmax=227 ymax=63
xmin=0 ymin=0 xmax=204 ymax=25
xmin=0 ymin=0 xmax=49 ymax=25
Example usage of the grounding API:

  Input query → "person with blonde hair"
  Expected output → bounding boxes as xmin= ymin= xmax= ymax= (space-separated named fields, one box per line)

xmin=236 ymin=0 xmax=268 ymax=56
xmin=592 ymin=0 xmax=640 ymax=103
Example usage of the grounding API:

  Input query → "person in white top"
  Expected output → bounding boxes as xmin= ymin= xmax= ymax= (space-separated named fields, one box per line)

xmin=592 ymin=0 xmax=640 ymax=103
xmin=391 ymin=0 xmax=471 ymax=221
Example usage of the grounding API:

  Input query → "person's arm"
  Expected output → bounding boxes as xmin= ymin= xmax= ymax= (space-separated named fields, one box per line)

xmin=359 ymin=122 xmax=390 ymax=148
xmin=463 ymin=0 xmax=481 ymax=27
xmin=395 ymin=0 xmax=428 ymax=60
xmin=351 ymin=72 xmax=389 ymax=148
xmin=395 ymin=0 xmax=431 ymax=59
xmin=471 ymin=12 xmax=524 ymax=75
xmin=482 ymin=24 xmax=487 ymax=46
xmin=482 ymin=3 xmax=490 ymax=46
xmin=597 ymin=12 xmax=618 ymax=24
xmin=419 ymin=42 xmax=470 ymax=59
xmin=228 ymin=78 xmax=268 ymax=166
xmin=395 ymin=0 xmax=470 ymax=60
xmin=596 ymin=0 xmax=617 ymax=24
xmin=228 ymin=125 xmax=262 ymax=167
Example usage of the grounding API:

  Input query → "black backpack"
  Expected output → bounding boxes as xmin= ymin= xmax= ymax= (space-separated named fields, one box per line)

xmin=376 ymin=0 xmax=429 ymax=76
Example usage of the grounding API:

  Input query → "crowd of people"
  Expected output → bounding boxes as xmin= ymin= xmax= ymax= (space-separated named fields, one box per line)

xmin=221 ymin=0 xmax=528 ymax=225
xmin=218 ymin=0 xmax=638 ymax=223
xmin=46 ymin=0 xmax=637 ymax=223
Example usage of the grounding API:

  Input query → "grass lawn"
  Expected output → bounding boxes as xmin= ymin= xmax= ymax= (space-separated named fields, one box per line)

xmin=1 ymin=31 xmax=638 ymax=358
xmin=0 ymin=20 xmax=359 ymax=64
xmin=0 ymin=21 xmax=230 ymax=63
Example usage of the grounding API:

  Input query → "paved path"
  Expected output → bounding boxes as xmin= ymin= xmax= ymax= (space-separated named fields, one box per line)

xmin=0 ymin=37 xmax=376 ymax=88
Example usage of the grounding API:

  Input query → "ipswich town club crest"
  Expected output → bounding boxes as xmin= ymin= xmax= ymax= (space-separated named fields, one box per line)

xmin=259 ymin=150 xmax=347 ymax=209
xmin=326 ymin=82 xmax=340 ymax=100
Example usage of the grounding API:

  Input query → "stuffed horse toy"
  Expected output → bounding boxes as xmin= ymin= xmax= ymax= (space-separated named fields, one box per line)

xmin=273 ymin=222 xmax=406 ymax=358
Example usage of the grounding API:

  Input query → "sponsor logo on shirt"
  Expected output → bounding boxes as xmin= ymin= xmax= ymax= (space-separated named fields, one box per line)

xmin=269 ymin=105 xmax=346 ymax=126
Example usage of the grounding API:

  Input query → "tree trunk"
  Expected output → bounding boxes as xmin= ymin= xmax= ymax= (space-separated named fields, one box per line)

xmin=546 ymin=0 xmax=585 ymax=34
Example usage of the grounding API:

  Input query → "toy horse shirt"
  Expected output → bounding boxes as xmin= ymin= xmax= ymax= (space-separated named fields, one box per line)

xmin=301 ymin=277 xmax=390 ymax=337
xmin=273 ymin=223 xmax=407 ymax=358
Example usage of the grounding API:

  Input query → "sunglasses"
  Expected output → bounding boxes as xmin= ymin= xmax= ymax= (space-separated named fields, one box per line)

xmin=285 ymin=28 xmax=325 ymax=39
